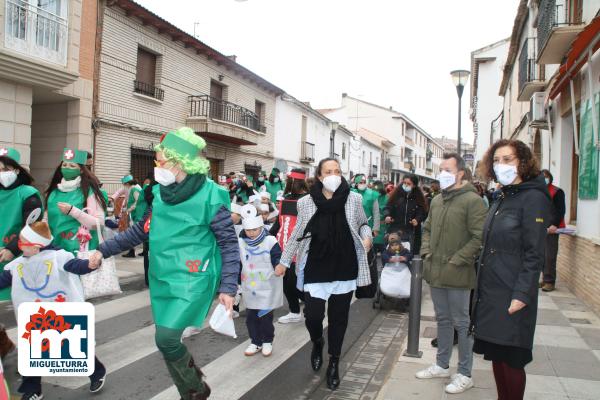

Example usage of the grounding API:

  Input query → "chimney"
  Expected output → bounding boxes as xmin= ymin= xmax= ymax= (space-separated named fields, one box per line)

xmin=227 ymin=55 xmax=237 ymax=62
xmin=342 ymin=93 xmax=347 ymax=97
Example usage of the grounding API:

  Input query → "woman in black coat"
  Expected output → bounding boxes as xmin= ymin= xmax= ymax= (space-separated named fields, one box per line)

xmin=472 ymin=139 xmax=551 ymax=400
xmin=383 ymin=174 xmax=427 ymax=252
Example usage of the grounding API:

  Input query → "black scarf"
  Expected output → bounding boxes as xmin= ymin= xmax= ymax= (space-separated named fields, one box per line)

xmin=300 ymin=177 xmax=351 ymax=259
xmin=160 ymin=173 xmax=206 ymax=205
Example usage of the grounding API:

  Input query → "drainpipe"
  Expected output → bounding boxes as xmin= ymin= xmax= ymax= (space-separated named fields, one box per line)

xmin=91 ymin=0 xmax=107 ymax=172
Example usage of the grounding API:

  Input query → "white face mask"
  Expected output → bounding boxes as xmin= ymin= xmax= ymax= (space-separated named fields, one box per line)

xmin=494 ymin=164 xmax=518 ymax=186
xmin=357 ymin=183 xmax=367 ymax=191
xmin=322 ymin=175 xmax=342 ymax=193
xmin=154 ymin=167 xmax=177 ymax=186
xmin=437 ymin=170 xmax=456 ymax=190
xmin=402 ymin=184 xmax=412 ymax=193
xmin=0 ymin=170 xmax=18 ymax=188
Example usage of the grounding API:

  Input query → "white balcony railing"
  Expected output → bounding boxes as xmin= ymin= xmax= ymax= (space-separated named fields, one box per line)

xmin=4 ymin=0 xmax=68 ymax=66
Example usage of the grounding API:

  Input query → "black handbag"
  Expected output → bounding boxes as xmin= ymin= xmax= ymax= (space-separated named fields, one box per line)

xmin=355 ymin=248 xmax=378 ymax=299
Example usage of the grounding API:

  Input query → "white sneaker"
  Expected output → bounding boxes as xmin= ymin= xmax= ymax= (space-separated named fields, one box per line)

xmin=278 ymin=312 xmax=302 ymax=324
xmin=262 ymin=343 xmax=273 ymax=357
xmin=415 ymin=364 xmax=450 ymax=379
xmin=445 ymin=373 xmax=474 ymax=394
xmin=244 ymin=344 xmax=262 ymax=356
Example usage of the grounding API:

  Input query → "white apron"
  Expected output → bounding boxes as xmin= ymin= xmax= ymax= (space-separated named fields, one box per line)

xmin=239 ymin=235 xmax=283 ymax=310
xmin=5 ymin=249 xmax=85 ymax=315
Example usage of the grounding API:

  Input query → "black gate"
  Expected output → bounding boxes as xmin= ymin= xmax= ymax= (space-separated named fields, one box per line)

xmin=131 ymin=146 xmax=155 ymax=182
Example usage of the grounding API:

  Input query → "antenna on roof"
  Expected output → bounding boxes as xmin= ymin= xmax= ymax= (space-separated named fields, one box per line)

xmin=193 ymin=22 xmax=200 ymax=39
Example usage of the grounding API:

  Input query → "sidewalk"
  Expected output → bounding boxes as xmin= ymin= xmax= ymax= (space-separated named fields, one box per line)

xmin=376 ymin=284 xmax=600 ymax=400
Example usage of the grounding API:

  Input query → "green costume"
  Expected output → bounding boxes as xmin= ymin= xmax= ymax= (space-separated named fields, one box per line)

xmin=352 ymin=187 xmax=379 ymax=229
xmin=374 ymin=193 xmax=388 ymax=246
xmin=47 ymin=187 xmax=99 ymax=255
xmin=264 ymin=180 xmax=283 ymax=201
xmin=149 ymin=179 xmax=228 ymax=329
xmin=0 ymin=185 xmax=41 ymax=301
xmin=127 ymin=185 xmax=147 ymax=222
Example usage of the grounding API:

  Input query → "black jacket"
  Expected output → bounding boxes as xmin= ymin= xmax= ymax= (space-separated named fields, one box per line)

xmin=472 ymin=174 xmax=551 ymax=349
xmin=384 ymin=191 xmax=426 ymax=235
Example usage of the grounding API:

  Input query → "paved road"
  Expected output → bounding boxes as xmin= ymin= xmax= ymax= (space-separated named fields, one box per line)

xmin=1 ymin=256 xmax=409 ymax=400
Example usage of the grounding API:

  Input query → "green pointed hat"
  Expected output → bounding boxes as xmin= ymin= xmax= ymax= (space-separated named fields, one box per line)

xmin=0 ymin=147 xmax=20 ymax=163
xmin=62 ymin=148 xmax=88 ymax=165
xmin=121 ymin=175 xmax=134 ymax=184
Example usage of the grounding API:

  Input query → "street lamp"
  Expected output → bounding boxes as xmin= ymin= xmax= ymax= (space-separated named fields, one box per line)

xmin=450 ymin=69 xmax=470 ymax=156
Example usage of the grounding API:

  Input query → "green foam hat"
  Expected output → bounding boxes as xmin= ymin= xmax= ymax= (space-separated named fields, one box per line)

xmin=62 ymin=148 xmax=88 ymax=165
xmin=121 ymin=175 xmax=134 ymax=184
xmin=161 ymin=131 xmax=199 ymax=159
xmin=0 ymin=147 xmax=20 ymax=163
xmin=270 ymin=168 xmax=280 ymax=176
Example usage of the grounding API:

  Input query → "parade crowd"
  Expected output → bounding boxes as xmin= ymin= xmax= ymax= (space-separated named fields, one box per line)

xmin=0 ymin=127 xmax=565 ymax=400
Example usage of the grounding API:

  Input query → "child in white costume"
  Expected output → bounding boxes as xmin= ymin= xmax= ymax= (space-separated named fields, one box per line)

xmin=238 ymin=205 xmax=283 ymax=357
xmin=0 ymin=221 xmax=107 ymax=399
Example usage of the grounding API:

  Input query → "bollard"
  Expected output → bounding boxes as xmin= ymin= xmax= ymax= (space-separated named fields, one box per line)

xmin=403 ymin=255 xmax=423 ymax=358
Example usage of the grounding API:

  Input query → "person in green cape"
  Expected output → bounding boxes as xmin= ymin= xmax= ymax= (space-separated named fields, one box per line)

xmin=90 ymin=127 xmax=239 ymax=400
xmin=235 ymin=174 xmax=256 ymax=204
xmin=45 ymin=148 xmax=107 ymax=255
xmin=0 ymin=147 xmax=42 ymax=356
xmin=351 ymin=174 xmax=381 ymax=237
xmin=119 ymin=174 xmax=148 ymax=258
xmin=264 ymin=167 xmax=284 ymax=201
xmin=371 ymin=180 xmax=389 ymax=254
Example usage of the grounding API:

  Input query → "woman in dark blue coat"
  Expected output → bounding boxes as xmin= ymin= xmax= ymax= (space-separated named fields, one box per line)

xmin=472 ymin=139 xmax=551 ymax=400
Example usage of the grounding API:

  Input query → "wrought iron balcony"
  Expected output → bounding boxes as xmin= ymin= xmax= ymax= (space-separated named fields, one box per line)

xmin=134 ymin=80 xmax=164 ymax=101
xmin=4 ymin=0 xmax=68 ymax=65
xmin=518 ymin=38 xmax=545 ymax=101
xmin=300 ymin=141 xmax=315 ymax=163
xmin=188 ymin=95 xmax=263 ymax=132
xmin=537 ymin=0 xmax=584 ymax=64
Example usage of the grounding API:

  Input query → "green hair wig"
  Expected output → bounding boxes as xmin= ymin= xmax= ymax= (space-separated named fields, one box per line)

xmin=155 ymin=127 xmax=210 ymax=175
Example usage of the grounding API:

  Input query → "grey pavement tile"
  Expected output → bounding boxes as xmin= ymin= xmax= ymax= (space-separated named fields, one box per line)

xmin=537 ymin=309 xmax=571 ymax=326
xmin=443 ymin=387 xmax=496 ymax=400
xmin=526 ymin=358 xmax=557 ymax=377
xmin=551 ymin=359 xmax=600 ymax=381
xmin=470 ymin=369 xmax=496 ymax=389
xmin=559 ymin=377 xmax=600 ymax=399
xmin=575 ymin=327 xmax=600 ymax=350
xmin=423 ymin=327 xmax=437 ymax=339
xmin=546 ymin=346 xmax=600 ymax=363
xmin=570 ymin=318 xmax=592 ymax=324
xmin=524 ymin=374 xmax=566 ymax=395
xmin=378 ymin=378 xmax=445 ymax=400
xmin=552 ymin=297 xmax=590 ymax=312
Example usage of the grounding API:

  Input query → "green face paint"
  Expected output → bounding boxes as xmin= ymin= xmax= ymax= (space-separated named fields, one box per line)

xmin=61 ymin=167 xmax=81 ymax=180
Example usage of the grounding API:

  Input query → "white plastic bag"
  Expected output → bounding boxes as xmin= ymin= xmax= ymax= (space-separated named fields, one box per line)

xmin=209 ymin=304 xmax=237 ymax=339
xmin=380 ymin=263 xmax=411 ymax=298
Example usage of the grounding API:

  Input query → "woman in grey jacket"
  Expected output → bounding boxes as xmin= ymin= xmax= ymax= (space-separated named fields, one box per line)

xmin=275 ymin=158 xmax=373 ymax=390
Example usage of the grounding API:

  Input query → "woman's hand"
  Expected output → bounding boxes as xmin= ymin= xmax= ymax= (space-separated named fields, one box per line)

xmin=410 ymin=218 xmax=418 ymax=227
xmin=274 ymin=264 xmax=287 ymax=277
xmin=384 ymin=216 xmax=393 ymax=224
xmin=362 ymin=237 xmax=372 ymax=252
xmin=58 ymin=202 xmax=72 ymax=215
xmin=89 ymin=251 xmax=103 ymax=269
xmin=508 ymin=299 xmax=527 ymax=315
xmin=0 ymin=248 xmax=15 ymax=263
xmin=218 ymin=293 xmax=235 ymax=314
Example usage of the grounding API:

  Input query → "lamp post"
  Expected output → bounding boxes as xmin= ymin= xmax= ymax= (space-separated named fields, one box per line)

xmin=450 ymin=70 xmax=470 ymax=156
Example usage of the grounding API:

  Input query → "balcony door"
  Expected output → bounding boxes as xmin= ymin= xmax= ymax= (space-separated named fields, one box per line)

xmin=210 ymin=81 xmax=224 ymax=120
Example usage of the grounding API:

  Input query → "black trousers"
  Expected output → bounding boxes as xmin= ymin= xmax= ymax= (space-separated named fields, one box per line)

xmin=143 ymin=240 xmax=149 ymax=287
xmin=19 ymin=357 xmax=106 ymax=394
xmin=304 ymin=291 xmax=353 ymax=357
xmin=543 ymin=234 xmax=559 ymax=284
xmin=246 ymin=310 xmax=274 ymax=346
xmin=283 ymin=263 xmax=303 ymax=314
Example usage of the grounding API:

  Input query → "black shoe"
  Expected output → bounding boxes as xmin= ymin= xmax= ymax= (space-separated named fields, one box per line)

xmin=122 ymin=250 xmax=136 ymax=258
xmin=89 ymin=369 xmax=106 ymax=393
xmin=137 ymin=252 xmax=144 ymax=256
xmin=431 ymin=338 xmax=438 ymax=348
xmin=21 ymin=393 xmax=44 ymax=400
xmin=311 ymin=337 xmax=324 ymax=372
xmin=326 ymin=356 xmax=340 ymax=390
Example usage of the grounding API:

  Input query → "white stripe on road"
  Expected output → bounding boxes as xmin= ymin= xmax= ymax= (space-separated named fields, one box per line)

xmin=150 ymin=298 xmax=357 ymax=400
xmin=6 ymin=290 xmax=151 ymax=345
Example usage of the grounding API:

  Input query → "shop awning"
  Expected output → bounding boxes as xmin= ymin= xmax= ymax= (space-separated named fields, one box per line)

xmin=549 ymin=16 xmax=600 ymax=100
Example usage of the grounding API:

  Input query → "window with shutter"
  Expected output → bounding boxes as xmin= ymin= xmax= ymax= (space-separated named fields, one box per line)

xmin=134 ymin=47 xmax=163 ymax=100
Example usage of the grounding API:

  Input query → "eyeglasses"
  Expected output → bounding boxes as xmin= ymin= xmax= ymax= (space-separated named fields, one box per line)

xmin=154 ymin=159 xmax=174 ymax=168
xmin=493 ymin=155 xmax=518 ymax=165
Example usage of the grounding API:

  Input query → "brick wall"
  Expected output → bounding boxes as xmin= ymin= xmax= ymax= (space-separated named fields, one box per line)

xmin=79 ymin=0 xmax=98 ymax=81
xmin=557 ymin=234 xmax=600 ymax=315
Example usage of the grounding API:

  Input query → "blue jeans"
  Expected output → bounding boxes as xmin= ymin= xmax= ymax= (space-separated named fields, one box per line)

xmin=430 ymin=287 xmax=473 ymax=377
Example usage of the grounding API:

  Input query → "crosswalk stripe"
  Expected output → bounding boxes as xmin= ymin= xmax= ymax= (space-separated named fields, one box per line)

xmin=150 ymin=297 xmax=357 ymax=400
xmin=6 ymin=290 xmax=151 ymax=346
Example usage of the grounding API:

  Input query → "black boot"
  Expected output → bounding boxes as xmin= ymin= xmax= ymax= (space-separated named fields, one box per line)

xmin=311 ymin=337 xmax=324 ymax=372
xmin=326 ymin=356 xmax=340 ymax=390
xmin=122 ymin=249 xmax=136 ymax=258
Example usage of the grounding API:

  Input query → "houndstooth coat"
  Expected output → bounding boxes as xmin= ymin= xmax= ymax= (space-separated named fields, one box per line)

xmin=279 ymin=191 xmax=373 ymax=287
